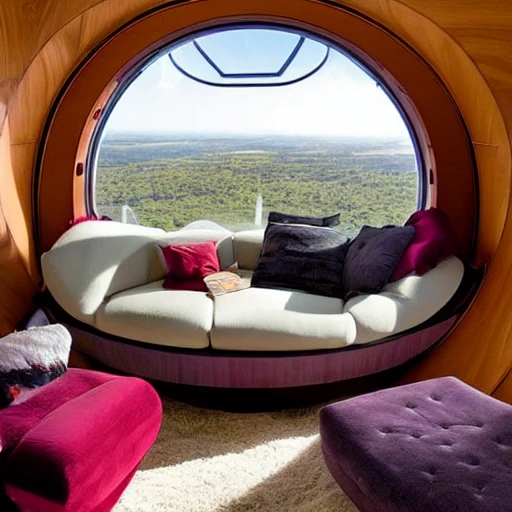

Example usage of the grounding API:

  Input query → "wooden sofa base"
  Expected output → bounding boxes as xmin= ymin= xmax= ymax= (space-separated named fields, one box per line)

xmin=65 ymin=316 xmax=458 ymax=389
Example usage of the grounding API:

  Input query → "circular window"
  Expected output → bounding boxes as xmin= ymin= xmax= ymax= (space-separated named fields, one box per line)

xmin=91 ymin=24 xmax=422 ymax=235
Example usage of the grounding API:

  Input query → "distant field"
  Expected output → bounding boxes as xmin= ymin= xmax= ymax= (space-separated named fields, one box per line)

xmin=96 ymin=134 xmax=418 ymax=234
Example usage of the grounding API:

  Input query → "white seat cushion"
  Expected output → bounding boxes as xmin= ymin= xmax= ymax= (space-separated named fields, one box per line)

xmin=343 ymin=256 xmax=464 ymax=344
xmin=95 ymin=281 xmax=213 ymax=349
xmin=211 ymin=285 xmax=356 ymax=351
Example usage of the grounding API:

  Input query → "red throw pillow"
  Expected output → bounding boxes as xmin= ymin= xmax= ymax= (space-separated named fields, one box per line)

xmin=160 ymin=242 xmax=220 ymax=292
xmin=392 ymin=207 xmax=461 ymax=281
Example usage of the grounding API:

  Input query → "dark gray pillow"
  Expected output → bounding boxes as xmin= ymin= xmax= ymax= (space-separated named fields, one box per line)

xmin=268 ymin=211 xmax=340 ymax=228
xmin=342 ymin=225 xmax=415 ymax=299
xmin=251 ymin=223 xmax=349 ymax=298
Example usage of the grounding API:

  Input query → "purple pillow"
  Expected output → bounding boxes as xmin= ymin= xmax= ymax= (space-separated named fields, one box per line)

xmin=252 ymin=223 xmax=349 ymax=298
xmin=268 ymin=211 xmax=340 ymax=228
xmin=392 ymin=208 xmax=461 ymax=281
xmin=342 ymin=225 xmax=415 ymax=299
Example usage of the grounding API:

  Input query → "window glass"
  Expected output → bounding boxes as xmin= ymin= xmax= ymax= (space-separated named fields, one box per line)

xmin=95 ymin=26 xmax=418 ymax=235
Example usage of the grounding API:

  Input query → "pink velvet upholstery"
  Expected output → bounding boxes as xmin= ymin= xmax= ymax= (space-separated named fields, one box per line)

xmin=392 ymin=208 xmax=461 ymax=281
xmin=1 ymin=368 xmax=162 ymax=512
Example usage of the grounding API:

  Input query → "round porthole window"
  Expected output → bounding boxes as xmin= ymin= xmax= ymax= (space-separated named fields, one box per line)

xmin=91 ymin=24 xmax=421 ymax=235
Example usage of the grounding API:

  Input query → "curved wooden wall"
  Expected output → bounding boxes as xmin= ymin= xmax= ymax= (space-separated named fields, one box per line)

xmin=1 ymin=0 xmax=512 ymax=400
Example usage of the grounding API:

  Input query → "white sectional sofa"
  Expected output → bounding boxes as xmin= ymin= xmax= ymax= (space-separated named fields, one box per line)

xmin=41 ymin=220 xmax=465 ymax=353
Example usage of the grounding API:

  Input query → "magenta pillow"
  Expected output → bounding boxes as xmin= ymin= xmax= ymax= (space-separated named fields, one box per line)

xmin=392 ymin=208 xmax=461 ymax=281
xmin=160 ymin=242 xmax=220 ymax=292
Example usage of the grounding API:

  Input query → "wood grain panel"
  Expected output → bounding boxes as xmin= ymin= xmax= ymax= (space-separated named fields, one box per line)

xmin=0 ymin=1 xmax=31 ymax=79
xmin=398 ymin=0 xmax=512 ymax=30
xmin=0 ymin=129 xmax=38 ymax=335
xmin=8 ymin=142 xmax=39 ymax=280
xmin=0 ymin=79 xmax=18 ymax=135
xmin=492 ymin=369 xmax=512 ymax=404
xmin=8 ymin=16 xmax=83 ymax=145
xmin=78 ymin=0 xmax=170 ymax=53
xmin=0 ymin=0 xmax=105 ymax=80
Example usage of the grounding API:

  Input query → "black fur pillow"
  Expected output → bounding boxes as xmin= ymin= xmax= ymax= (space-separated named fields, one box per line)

xmin=268 ymin=211 xmax=340 ymax=228
xmin=0 ymin=324 xmax=72 ymax=408
xmin=252 ymin=223 xmax=349 ymax=298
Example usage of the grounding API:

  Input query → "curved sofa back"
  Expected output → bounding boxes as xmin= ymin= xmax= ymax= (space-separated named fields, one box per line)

xmin=41 ymin=221 xmax=235 ymax=324
xmin=233 ymin=229 xmax=265 ymax=270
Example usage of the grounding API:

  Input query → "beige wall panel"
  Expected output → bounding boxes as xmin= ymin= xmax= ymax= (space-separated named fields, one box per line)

xmin=8 ymin=16 xmax=83 ymax=145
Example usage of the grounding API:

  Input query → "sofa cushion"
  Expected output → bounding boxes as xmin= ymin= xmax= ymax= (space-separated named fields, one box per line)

xmin=252 ymin=223 xmax=349 ymax=298
xmin=343 ymin=256 xmax=464 ymax=344
xmin=211 ymin=285 xmax=356 ymax=351
xmin=160 ymin=242 xmax=220 ymax=291
xmin=342 ymin=225 xmax=415 ymax=299
xmin=393 ymin=207 xmax=461 ymax=281
xmin=268 ymin=211 xmax=340 ymax=227
xmin=95 ymin=280 xmax=213 ymax=349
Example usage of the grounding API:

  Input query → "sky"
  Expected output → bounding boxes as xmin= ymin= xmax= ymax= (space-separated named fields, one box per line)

xmin=104 ymin=28 xmax=412 ymax=140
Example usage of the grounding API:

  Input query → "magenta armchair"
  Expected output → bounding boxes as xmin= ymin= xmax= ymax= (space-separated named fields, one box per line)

xmin=0 ymin=368 xmax=162 ymax=511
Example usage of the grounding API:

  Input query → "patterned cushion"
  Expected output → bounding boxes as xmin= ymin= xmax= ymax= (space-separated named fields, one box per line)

xmin=0 ymin=325 xmax=71 ymax=408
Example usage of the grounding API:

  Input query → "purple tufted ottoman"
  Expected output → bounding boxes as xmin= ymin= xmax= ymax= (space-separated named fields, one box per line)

xmin=320 ymin=377 xmax=512 ymax=512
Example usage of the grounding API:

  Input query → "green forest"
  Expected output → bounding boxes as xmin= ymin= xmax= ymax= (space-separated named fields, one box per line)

xmin=96 ymin=133 xmax=418 ymax=235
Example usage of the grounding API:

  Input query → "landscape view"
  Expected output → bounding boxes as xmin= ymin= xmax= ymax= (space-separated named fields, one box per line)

xmin=95 ymin=132 xmax=418 ymax=236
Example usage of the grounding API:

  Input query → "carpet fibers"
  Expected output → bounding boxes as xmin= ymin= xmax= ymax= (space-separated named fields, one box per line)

xmin=114 ymin=395 xmax=358 ymax=512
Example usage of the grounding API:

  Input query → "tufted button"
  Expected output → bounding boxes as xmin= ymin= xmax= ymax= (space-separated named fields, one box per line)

xmin=380 ymin=427 xmax=393 ymax=434
xmin=475 ymin=482 xmax=485 ymax=494
xmin=428 ymin=467 xmax=437 ymax=475
xmin=411 ymin=433 xmax=422 ymax=439
xmin=441 ymin=440 xmax=453 ymax=447
xmin=430 ymin=395 xmax=442 ymax=402
xmin=467 ymin=457 xmax=480 ymax=466
xmin=440 ymin=423 xmax=451 ymax=430
xmin=406 ymin=403 xmax=417 ymax=410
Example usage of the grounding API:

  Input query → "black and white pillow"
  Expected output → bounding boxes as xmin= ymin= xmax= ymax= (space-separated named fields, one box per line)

xmin=0 ymin=324 xmax=72 ymax=408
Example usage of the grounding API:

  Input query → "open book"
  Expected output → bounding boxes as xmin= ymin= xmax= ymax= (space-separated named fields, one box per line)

xmin=203 ymin=270 xmax=251 ymax=298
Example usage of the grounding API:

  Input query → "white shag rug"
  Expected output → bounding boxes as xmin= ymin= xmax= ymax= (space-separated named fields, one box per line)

xmin=114 ymin=396 xmax=358 ymax=512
